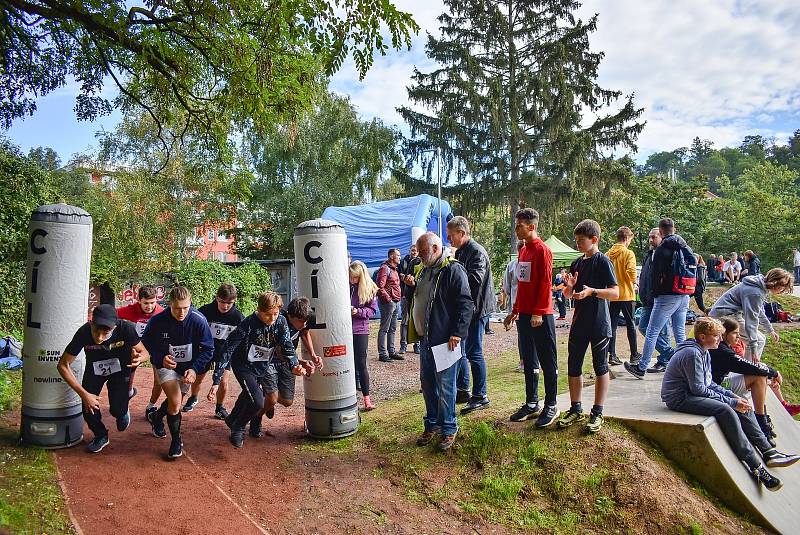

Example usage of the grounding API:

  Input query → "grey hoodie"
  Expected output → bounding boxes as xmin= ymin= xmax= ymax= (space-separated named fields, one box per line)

xmin=709 ymin=275 xmax=775 ymax=342
xmin=661 ymin=339 xmax=737 ymax=409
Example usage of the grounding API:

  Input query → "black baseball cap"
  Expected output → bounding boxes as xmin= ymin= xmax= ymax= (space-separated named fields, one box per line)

xmin=92 ymin=304 xmax=118 ymax=328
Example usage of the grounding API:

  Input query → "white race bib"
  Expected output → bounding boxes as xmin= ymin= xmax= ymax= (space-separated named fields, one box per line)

xmin=170 ymin=344 xmax=193 ymax=363
xmin=516 ymin=261 xmax=532 ymax=283
xmin=93 ymin=358 xmax=122 ymax=376
xmin=134 ymin=321 xmax=147 ymax=336
xmin=247 ymin=344 xmax=274 ymax=362
xmin=209 ymin=322 xmax=236 ymax=340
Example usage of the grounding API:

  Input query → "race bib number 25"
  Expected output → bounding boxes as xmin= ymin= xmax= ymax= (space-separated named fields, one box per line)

xmin=169 ymin=344 xmax=193 ymax=362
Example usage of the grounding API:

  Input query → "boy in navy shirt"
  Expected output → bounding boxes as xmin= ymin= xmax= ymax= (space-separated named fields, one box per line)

xmin=558 ymin=220 xmax=619 ymax=433
xmin=57 ymin=305 xmax=149 ymax=453
xmin=219 ymin=292 xmax=305 ymax=447
xmin=142 ymin=286 xmax=214 ymax=459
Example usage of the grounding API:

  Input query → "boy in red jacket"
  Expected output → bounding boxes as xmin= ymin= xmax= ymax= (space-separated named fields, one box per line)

xmin=504 ymin=208 xmax=559 ymax=428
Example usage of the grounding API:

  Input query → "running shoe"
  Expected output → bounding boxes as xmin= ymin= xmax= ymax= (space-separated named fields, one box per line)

xmin=535 ymin=405 xmax=559 ymax=428
xmin=460 ymin=397 xmax=490 ymax=415
xmin=764 ymin=450 xmax=800 ymax=468
xmin=181 ymin=395 xmax=199 ymax=413
xmin=438 ymin=432 xmax=457 ymax=451
xmin=416 ymin=429 xmax=439 ymax=446
xmin=168 ymin=437 xmax=183 ymax=458
xmin=509 ymin=403 xmax=542 ymax=422
xmin=647 ymin=363 xmax=667 ymax=373
xmin=608 ymin=355 xmax=623 ymax=366
xmin=214 ymin=406 xmax=229 ymax=420
xmin=116 ymin=411 xmax=131 ymax=432
xmin=586 ymin=413 xmax=604 ymax=433
xmin=753 ymin=465 xmax=782 ymax=491
xmin=145 ymin=405 xmax=157 ymax=421
xmin=147 ymin=410 xmax=167 ymax=438
xmin=230 ymin=428 xmax=245 ymax=448
xmin=557 ymin=407 xmax=586 ymax=428
xmin=456 ymin=390 xmax=471 ymax=404
xmin=623 ymin=361 xmax=645 ymax=379
xmin=86 ymin=435 xmax=110 ymax=453
xmin=249 ymin=416 xmax=263 ymax=438
xmin=389 ymin=353 xmax=405 ymax=361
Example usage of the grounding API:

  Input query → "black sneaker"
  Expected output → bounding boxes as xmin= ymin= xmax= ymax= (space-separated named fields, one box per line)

xmin=128 ymin=387 xmax=138 ymax=400
xmin=509 ymin=403 xmax=542 ymax=422
xmin=647 ymin=363 xmax=667 ymax=373
xmin=378 ymin=356 xmax=393 ymax=363
xmin=608 ymin=355 xmax=623 ymax=366
xmin=116 ymin=411 xmax=131 ymax=432
xmin=624 ymin=361 xmax=645 ymax=380
xmin=764 ymin=414 xmax=777 ymax=439
xmin=168 ymin=437 xmax=183 ymax=458
xmin=535 ymin=404 xmax=559 ymax=428
xmin=764 ymin=450 xmax=800 ymax=468
xmin=181 ymin=395 xmax=199 ymax=413
xmin=460 ymin=397 xmax=490 ymax=415
xmin=629 ymin=353 xmax=642 ymax=366
xmin=249 ymin=417 xmax=263 ymax=438
xmin=398 ymin=347 xmax=407 ymax=355
xmin=455 ymin=390 xmax=471 ymax=404
xmin=86 ymin=435 xmax=110 ymax=453
xmin=266 ymin=407 xmax=275 ymax=419
xmin=413 ymin=344 xmax=420 ymax=354
xmin=230 ymin=428 xmax=245 ymax=448
xmin=147 ymin=410 xmax=167 ymax=438
xmin=753 ymin=465 xmax=782 ymax=491
xmin=145 ymin=405 xmax=157 ymax=421
xmin=389 ymin=353 xmax=405 ymax=361
xmin=214 ymin=406 xmax=229 ymax=420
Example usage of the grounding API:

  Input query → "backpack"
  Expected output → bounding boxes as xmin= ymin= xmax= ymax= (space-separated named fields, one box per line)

xmin=671 ymin=247 xmax=697 ymax=295
xmin=764 ymin=302 xmax=783 ymax=322
xmin=371 ymin=265 xmax=386 ymax=284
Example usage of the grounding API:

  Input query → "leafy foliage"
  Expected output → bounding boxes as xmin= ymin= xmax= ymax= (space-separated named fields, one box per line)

xmin=0 ymin=0 xmax=418 ymax=158
xmin=172 ymin=260 xmax=271 ymax=316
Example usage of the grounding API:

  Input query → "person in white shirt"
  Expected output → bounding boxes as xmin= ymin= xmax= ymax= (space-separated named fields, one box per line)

xmin=724 ymin=252 xmax=742 ymax=284
xmin=792 ymin=247 xmax=800 ymax=284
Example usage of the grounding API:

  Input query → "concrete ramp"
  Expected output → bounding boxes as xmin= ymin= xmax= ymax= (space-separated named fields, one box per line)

xmin=557 ymin=371 xmax=800 ymax=534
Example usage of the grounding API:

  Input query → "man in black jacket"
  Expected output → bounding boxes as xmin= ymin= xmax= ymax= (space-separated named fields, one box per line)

xmin=625 ymin=218 xmax=694 ymax=379
xmin=447 ymin=216 xmax=494 ymax=414
xmin=406 ymin=232 xmax=473 ymax=451
xmin=635 ymin=228 xmax=674 ymax=372
xmin=398 ymin=244 xmax=422 ymax=355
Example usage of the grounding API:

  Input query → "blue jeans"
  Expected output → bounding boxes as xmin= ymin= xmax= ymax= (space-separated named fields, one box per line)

xmin=377 ymin=300 xmax=398 ymax=358
xmin=637 ymin=294 xmax=689 ymax=372
xmin=637 ymin=305 xmax=673 ymax=366
xmin=419 ymin=338 xmax=459 ymax=436
xmin=456 ymin=315 xmax=489 ymax=398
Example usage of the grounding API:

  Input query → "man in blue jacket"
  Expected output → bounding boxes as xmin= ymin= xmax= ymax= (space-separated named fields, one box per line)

xmin=661 ymin=317 xmax=799 ymax=491
xmin=142 ymin=286 xmax=214 ymax=459
xmin=406 ymin=232 xmax=474 ymax=451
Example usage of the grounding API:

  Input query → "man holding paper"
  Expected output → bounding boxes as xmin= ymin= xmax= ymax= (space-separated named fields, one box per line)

xmin=406 ymin=232 xmax=474 ymax=451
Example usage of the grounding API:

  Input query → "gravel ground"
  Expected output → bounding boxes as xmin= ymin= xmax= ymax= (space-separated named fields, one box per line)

xmin=363 ymin=314 xmax=573 ymax=401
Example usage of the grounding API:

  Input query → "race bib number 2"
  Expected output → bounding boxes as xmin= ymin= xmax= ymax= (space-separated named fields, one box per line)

xmin=247 ymin=344 xmax=274 ymax=362
xmin=93 ymin=358 xmax=122 ymax=376
xmin=170 ymin=344 xmax=193 ymax=363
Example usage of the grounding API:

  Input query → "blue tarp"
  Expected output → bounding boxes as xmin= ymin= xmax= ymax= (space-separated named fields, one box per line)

xmin=321 ymin=194 xmax=453 ymax=268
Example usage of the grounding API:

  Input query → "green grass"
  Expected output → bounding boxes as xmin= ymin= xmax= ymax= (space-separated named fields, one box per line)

xmin=0 ymin=370 xmax=75 ymax=534
xmin=762 ymin=327 xmax=800 ymax=413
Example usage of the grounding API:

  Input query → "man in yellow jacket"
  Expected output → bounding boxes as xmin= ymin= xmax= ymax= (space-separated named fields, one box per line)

xmin=606 ymin=226 xmax=640 ymax=366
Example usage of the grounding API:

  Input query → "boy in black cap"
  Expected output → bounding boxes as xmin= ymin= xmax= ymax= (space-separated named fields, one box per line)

xmin=57 ymin=304 xmax=149 ymax=453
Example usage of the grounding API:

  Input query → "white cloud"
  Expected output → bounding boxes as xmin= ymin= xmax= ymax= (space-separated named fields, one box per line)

xmin=333 ymin=0 xmax=800 ymax=159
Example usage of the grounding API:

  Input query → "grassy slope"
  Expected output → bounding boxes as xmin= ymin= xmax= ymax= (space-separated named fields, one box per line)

xmin=0 ymin=369 xmax=76 ymax=535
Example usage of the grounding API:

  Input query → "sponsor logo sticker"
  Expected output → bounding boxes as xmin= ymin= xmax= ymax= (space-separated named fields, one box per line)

xmin=323 ymin=345 xmax=347 ymax=358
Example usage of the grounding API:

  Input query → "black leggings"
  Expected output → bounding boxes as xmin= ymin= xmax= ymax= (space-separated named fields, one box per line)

xmin=230 ymin=367 xmax=276 ymax=429
xmin=353 ymin=334 xmax=370 ymax=396
xmin=608 ymin=301 xmax=637 ymax=358
xmin=693 ymin=285 xmax=707 ymax=313
xmin=81 ymin=372 xmax=130 ymax=438
xmin=517 ymin=314 xmax=558 ymax=406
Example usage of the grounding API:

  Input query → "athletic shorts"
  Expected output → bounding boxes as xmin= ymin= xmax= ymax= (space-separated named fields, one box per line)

xmin=276 ymin=360 xmax=296 ymax=401
xmin=156 ymin=367 xmax=191 ymax=395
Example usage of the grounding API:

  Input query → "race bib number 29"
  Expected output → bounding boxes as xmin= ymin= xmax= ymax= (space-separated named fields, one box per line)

xmin=247 ymin=344 xmax=274 ymax=362
xmin=170 ymin=344 xmax=193 ymax=362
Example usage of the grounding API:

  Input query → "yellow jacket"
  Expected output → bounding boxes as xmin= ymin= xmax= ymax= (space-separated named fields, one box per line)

xmin=606 ymin=242 xmax=636 ymax=301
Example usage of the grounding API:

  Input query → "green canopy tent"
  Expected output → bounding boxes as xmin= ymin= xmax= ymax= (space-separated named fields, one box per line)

xmin=544 ymin=236 xmax=582 ymax=268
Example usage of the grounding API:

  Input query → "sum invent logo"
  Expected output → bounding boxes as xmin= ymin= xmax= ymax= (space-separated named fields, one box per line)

xmin=322 ymin=345 xmax=346 ymax=358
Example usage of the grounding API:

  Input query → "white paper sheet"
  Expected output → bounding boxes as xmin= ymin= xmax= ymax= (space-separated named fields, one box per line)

xmin=431 ymin=341 xmax=462 ymax=372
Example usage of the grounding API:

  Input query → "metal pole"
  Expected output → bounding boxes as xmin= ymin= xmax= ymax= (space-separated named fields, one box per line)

xmin=437 ymin=147 xmax=442 ymax=238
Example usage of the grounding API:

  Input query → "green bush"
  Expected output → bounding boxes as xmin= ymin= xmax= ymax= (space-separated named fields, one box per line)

xmin=172 ymin=260 xmax=271 ymax=316
xmin=0 ymin=262 xmax=26 ymax=339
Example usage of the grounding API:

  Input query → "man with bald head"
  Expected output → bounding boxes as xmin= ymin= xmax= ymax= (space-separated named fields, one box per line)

xmin=636 ymin=227 xmax=673 ymax=372
xmin=405 ymin=232 xmax=474 ymax=451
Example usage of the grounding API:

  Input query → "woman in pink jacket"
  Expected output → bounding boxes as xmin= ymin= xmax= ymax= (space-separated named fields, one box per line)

xmin=350 ymin=261 xmax=379 ymax=410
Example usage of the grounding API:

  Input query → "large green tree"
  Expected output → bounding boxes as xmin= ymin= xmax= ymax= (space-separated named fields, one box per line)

xmin=237 ymin=90 xmax=400 ymax=258
xmin=398 ymin=0 xmax=644 ymax=237
xmin=1 ymin=0 xmax=418 ymax=157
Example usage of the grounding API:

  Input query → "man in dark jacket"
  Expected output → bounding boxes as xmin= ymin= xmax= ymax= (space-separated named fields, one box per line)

xmin=406 ymin=232 xmax=473 ymax=451
xmin=625 ymin=218 xmax=694 ymax=379
xmin=398 ymin=244 xmax=422 ymax=355
xmin=447 ymin=216 xmax=494 ymax=413
xmin=376 ymin=248 xmax=402 ymax=362
xmin=635 ymin=227 xmax=674 ymax=372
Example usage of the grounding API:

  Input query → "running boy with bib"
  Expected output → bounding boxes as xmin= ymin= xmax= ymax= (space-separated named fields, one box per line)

xmin=142 ymin=286 xmax=214 ymax=459
xmin=57 ymin=305 xmax=149 ymax=453
xmin=219 ymin=292 xmax=305 ymax=447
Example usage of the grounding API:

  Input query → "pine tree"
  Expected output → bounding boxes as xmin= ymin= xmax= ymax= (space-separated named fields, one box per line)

xmin=398 ymin=0 xmax=644 ymax=241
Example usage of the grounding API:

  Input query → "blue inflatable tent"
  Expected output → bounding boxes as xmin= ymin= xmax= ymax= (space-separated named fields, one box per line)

xmin=321 ymin=194 xmax=453 ymax=268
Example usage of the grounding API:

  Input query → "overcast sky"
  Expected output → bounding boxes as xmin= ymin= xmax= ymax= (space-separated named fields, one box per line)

xmin=5 ymin=0 xmax=800 ymax=163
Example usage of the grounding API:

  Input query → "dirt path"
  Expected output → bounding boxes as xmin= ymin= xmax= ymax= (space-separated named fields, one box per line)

xmin=53 ymin=322 xmax=527 ymax=535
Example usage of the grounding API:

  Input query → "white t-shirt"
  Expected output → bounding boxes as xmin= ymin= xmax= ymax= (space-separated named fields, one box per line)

xmin=723 ymin=261 xmax=741 ymax=276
